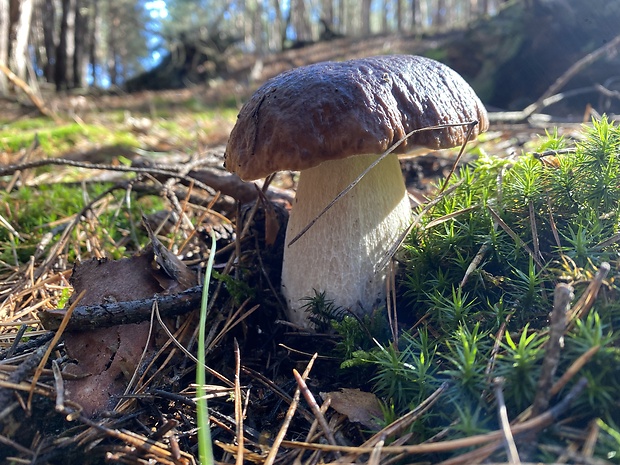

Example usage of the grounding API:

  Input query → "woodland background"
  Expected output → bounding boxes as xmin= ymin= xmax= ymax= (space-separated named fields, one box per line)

xmin=3 ymin=0 xmax=620 ymax=119
xmin=2 ymin=0 xmax=504 ymax=91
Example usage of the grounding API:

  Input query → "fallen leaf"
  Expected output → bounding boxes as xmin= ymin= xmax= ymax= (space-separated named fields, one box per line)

xmin=321 ymin=388 xmax=383 ymax=430
xmin=62 ymin=246 xmax=196 ymax=416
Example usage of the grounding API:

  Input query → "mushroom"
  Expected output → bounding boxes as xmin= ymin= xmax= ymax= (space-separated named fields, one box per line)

xmin=225 ymin=55 xmax=488 ymax=328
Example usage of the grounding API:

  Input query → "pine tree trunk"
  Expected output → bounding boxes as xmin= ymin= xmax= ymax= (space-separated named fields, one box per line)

xmin=397 ymin=0 xmax=403 ymax=32
xmin=55 ymin=0 xmax=70 ymax=90
xmin=73 ymin=0 xmax=88 ymax=88
xmin=0 ymin=0 xmax=9 ymax=93
xmin=42 ymin=0 xmax=56 ymax=82
xmin=88 ymin=0 xmax=98 ymax=86
xmin=361 ymin=0 xmax=371 ymax=36
xmin=107 ymin=3 xmax=119 ymax=86
xmin=10 ymin=0 xmax=34 ymax=81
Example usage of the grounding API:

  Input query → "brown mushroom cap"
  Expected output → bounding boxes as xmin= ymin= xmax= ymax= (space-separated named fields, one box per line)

xmin=225 ymin=55 xmax=489 ymax=181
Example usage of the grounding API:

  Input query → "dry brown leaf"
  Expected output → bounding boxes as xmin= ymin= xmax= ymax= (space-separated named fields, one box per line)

xmin=62 ymin=248 xmax=196 ymax=416
xmin=321 ymin=388 xmax=383 ymax=430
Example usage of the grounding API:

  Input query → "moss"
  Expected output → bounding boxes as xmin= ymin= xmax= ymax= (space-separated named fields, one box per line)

xmin=0 ymin=123 xmax=141 ymax=155
xmin=332 ymin=117 xmax=620 ymax=461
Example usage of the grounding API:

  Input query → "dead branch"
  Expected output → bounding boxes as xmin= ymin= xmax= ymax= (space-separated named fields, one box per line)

xmin=38 ymin=286 xmax=203 ymax=331
xmin=0 ymin=63 xmax=61 ymax=123
xmin=489 ymin=32 xmax=620 ymax=123
xmin=0 ymin=156 xmax=294 ymax=206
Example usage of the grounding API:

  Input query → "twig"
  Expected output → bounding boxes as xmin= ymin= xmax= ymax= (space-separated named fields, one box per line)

xmin=523 ymin=32 xmax=620 ymax=117
xmin=439 ymin=120 xmax=478 ymax=193
xmin=531 ymin=283 xmax=573 ymax=417
xmin=27 ymin=289 xmax=84 ymax=410
xmin=493 ymin=377 xmax=521 ymax=465
xmin=0 ymin=339 xmax=53 ymax=410
xmin=460 ymin=242 xmax=490 ymax=289
xmin=5 ymin=325 xmax=29 ymax=359
xmin=0 ymin=158 xmax=218 ymax=196
xmin=282 ymin=378 xmax=587 ymax=456
xmin=487 ymin=205 xmax=544 ymax=269
xmin=338 ymin=382 xmax=448 ymax=463
xmin=234 ymin=339 xmax=244 ymax=465
xmin=292 ymin=368 xmax=339 ymax=448
xmin=0 ymin=332 xmax=54 ymax=361
xmin=51 ymin=360 xmax=65 ymax=414
xmin=0 ymin=63 xmax=61 ymax=122
xmin=295 ymin=396 xmax=331 ymax=463
xmin=377 ymin=178 xmax=466 ymax=271
xmin=39 ymin=286 xmax=203 ymax=331
xmin=368 ymin=438 xmax=385 ymax=465
xmin=569 ymin=262 xmax=610 ymax=323
xmin=263 ymin=353 xmax=318 ymax=465
xmin=153 ymin=303 xmax=234 ymax=388
xmin=549 ymin=345 xmax=600 ymax=397
xmin=529 ymin=200 xmax=541 ymax=263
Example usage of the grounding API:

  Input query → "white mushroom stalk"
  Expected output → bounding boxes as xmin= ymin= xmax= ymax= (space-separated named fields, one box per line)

xmin=282 ymin=153 xmax=412 ymax=327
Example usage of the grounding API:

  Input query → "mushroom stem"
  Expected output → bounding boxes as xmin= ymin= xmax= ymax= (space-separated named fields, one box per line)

xmin=281 ymin=152 xmax=412 ymax=328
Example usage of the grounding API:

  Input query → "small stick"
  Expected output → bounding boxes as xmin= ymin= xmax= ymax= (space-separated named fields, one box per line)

xmin=295 ymin=396 xmax=331 ymax=463
xmin=281 ymin=378 xmax=587 ymax=456
xmin=460 ymin=242 xmax=490 ymax=289
xmin=582 ymin=419 xmax=600 ymax=458
xmin=368 ymin=437 xmax=385 ymax=465
xmin=0 ymin=63 xmax=61 ymax=122
xmin=493 ymin=377 xmax=521 ymax=465
xmin=263 ymin=353 xmax=318 ymax=465
xmin=5 ymin=325 xmax=28 ymax=359
xmin=569 ymin=262 xmax=610 ymax=323
xmin=338 ymin=382 xmax=448 ymax=463
xmin=528 ymin=200 xmax=541 ymax=263
xmin=39 ymin=286 xmax=203 ymax=331
xmin=549 ymin=345 xmax=600 ymax=397
xmin=292 ymin=369 xmax=338 ymax=448
xmin=487 ymin=205 xmax=544 ymax=269
xmin=439 ymin=120 xmax=478 ymax=193
xmin=531 ymin=283 xmax=573 ymax=417
xmin=52 ymin=360 xmax=66 ymax=414
xmin=27 ymin=290 xmax=85 ymax=411
xmin=234 ymin=339 xmax=244 ymax=465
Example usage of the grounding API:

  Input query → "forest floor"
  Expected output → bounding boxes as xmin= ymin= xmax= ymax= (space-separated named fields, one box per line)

xmin=1 ymin=36 xmax=619 ymax=465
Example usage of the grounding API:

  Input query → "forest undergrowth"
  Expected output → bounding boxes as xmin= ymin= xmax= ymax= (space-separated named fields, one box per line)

xmin=0 ymin=91 xmax=619 ymax=464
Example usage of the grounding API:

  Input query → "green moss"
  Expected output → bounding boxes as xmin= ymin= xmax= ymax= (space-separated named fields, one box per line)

xmin=0 ymin=183 xmax=163 ymax=263
xmin=0 ymin=123 xmax=141 ymax=155
xmin=333 ymin=117 xmax=620 ymax=461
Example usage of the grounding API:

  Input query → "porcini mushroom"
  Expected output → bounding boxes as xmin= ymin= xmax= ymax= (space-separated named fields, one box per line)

xmin=225 ymin=55 xmax=488 ymax=328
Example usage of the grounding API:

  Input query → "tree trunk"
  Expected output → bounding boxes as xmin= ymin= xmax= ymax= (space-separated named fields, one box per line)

xmin=396 ymin=0 xmax=403 ymax=32
xmin=9 ymin=0 xmax=34 ymax=81
xmin=291 ymin=0 xmax=311 ymax=42
xmin=250 ymin=0 xmax=264 ymax=81
xmin=107 ymin=3 xmax=119 ymax=86
xmin=321 ymin=0 xmax=333 ymax=27
xmin=73 ymin=0 xmax=88 ymax=88
xmin=381 ymin=0 xmax=389 ymax=33
xmin=272 ymin=0 xmax=289 ymax=47
xmin=361 ymin=0 xmax=371 ymax=36
xmin=435 ymin=0 xmax=447 ymax=30
xmin=42 ymin=0 xmax=56 ymax=82
xmin=479 ymin=0 xmax=489 ymax=15
xmin=88 ymin=0 xmax=98 ymax=86
xmin=0 ymin=0 xmax=10 ymax=93
xmin=55 ymin=0 xmax=70 ymax=90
